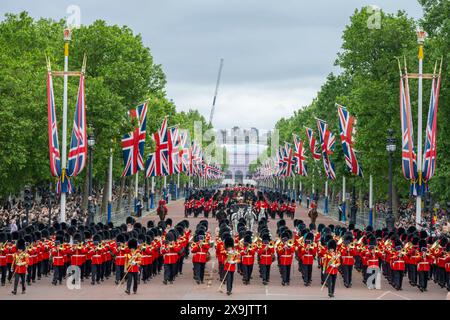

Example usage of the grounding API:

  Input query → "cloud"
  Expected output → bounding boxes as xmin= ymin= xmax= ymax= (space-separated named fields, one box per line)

xmin=0 ymin=0 xmax=424 ymax=131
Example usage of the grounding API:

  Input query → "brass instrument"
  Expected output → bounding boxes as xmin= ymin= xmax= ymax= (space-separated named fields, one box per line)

xmin=286 ymin=239 xmax=295 ymax=247
xmin=191 ymin=242 xmax=198 ymax=249
xmin=268 ymin=240 xmax=275 ymax=249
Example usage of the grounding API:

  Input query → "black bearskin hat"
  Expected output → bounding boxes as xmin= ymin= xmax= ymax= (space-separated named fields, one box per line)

xmin=327 ymin=239 xmax=337 ymax=250
xmin=17 ymin=238 xmax=26 ymax=251
xmin=224 ymin=236 xmax=234 ymax=249
xmin=128 ymin=238 xmax=138 ymax=250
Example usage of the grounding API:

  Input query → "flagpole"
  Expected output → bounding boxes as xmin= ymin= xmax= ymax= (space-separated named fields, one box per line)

xmin=134 ymin=172 xmax=139 ymax=213
xmin=107 ymin=147 xmax=113 ymax=223
xmin=342 ymin=176 xmax=346 ymax=223
xmin=60 ymin=29 xmax=71 ymax=223
xmin=324 ymin=180 xmax=329 ymax=215
xmin=416 ymin=29 xmax=426 ymax=228
xmin=150 ymin=176 xmax=155 ymax=209
xmin=163 ymin=176 xmax=167 ymax=202
xmin=369 ymin=175 xmax=373 ymax=227
xmin=177 ymin=173 xmax=180 ymax=199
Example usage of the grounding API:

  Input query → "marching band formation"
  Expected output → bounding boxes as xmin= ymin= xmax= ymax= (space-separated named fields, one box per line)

xmin=0 ymin=186 xmax=449 ymax=298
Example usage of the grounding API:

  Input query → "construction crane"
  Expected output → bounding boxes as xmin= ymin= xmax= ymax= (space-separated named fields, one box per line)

xmin=209 ymin=58 xmax=224 ymax=126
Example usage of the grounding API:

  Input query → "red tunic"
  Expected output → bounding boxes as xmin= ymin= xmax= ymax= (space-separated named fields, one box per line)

xmin=192 ymin=243 xmax=210 ymax=263
xmin=277 ymin=246 xmax=295 ymax=265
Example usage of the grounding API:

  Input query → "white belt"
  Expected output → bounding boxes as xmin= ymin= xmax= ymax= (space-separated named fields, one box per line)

xmin=281 ymin=255 xmax=292 ymax=257
xmin=418 ymin=262 xmax=429 ymax=265
xmin=165 ymin=253 xmax=178 ymax=256
xmin=196 ymin=252 xmax=206 ymax=255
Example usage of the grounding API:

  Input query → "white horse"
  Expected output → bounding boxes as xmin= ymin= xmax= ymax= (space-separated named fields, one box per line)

xmin=243 ymin=205 xmax=257 ymax=232
xmin=231 ymin=207 xmax=245 ymax=233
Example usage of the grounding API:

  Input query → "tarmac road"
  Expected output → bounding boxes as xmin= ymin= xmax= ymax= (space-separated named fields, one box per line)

xmin=1 ymin=198 xmax=448 ymax=300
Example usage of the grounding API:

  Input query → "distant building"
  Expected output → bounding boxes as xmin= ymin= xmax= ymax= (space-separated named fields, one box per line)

xmin=217 ymin=127 xmax=271 ymax=184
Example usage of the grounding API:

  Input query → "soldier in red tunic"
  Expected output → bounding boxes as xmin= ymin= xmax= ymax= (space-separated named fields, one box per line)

xmin=191 ymin=233 xmax=210 ymax=284
xmin=51 ymin=237 xmax=66 ymax=285
xmin=276 ymin=231 xmax=295 ymax=286
xmin=323 ymin=239 xmax=340 ymax=298
xmin=90 ymin=234 xmax=103 ymax=285
xmin=417 ymin=239 xmax=433 ymax=292
xmin=0 ymin=232 xmax=7 ymax=286
xmin=113 ymin=234 xmax=128 ymax=285
xmin=223 ymin=235 xmax=240 ymax=295
xmin=300 ymin=232 xmax=317 ymax=286
xmin=257 ymin=233 xmax=274 ymax=285
xmin=11 ymin=238 xmax=29 ymax=295
xmin=240 ymin=234 xmax=256 ymax=285
xmin=125 ymin=238 xmax=141 ymax=295
xmin=339 ymin=233 xmax=356 ymax=288
xmin=391 ymin=243 xmax=406 ymax=290
xmin=161 ymin=231 xmax=179 ymax=284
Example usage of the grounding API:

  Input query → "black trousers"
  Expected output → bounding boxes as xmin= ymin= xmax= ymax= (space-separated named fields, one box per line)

xmin=53 ymin=265 xmax=64 ymax=283
xmin=26 ymin=266 xmax=33 ymax=284
xmin=152 ymin=261 xmax=158 ymax=276
xmin=242 ymin=264 xmax=253 ymax=282
xmin=342 ymin=265 xmax=353 ymax=286
xmin=84 ymin=260 xmax=92 ymax=277
xmin=178 ymin=256 xmax=185 ymax=274
xmin=408 ymin=264 xmax=417 ymax=285
xmin=126 ymin=272 xmax=138 ymax=293
xmin=141 ymin=265 xmax=149 ymax=281
xmin=115 ymin=265 xmax=124 ymax=282
xmin=446 ymin=271 xmax=450 ymax=290
xmin=326 ymin=274 xmax=337 ymax=295
xmin=260 ymin=264 xmax=270 ymax=282
xmin=193 ymin=262 xmax=206 ymax=282
xmin=392 ymin=270 xmax=403 ymax=289
xmin=0 ymin=265 xmax=6 ymax=285
xmin=13 ymin=273 xmax=26 ymax=292
xmin=418 ymin=271 xmax=428 ymax=290
xmin=218 ymin=263 xmax=225 ymax=281
xmin=280 ymin=265 xmax=291 ymax=283
xmin=164 ymin=263 xmax=176 ymax=282
xmin=158 ymin=256 xmax=163 ymax=272
xmin=7 ymin=263 xmax=13 ymax=282
xmin=437 ymin=267 xmax=447 ymax=287
xmin=226 ymin=271 xmax=234 ymax=293
xmin=278 ymin=211 xmax=284 ymax=219
xmin=204 ymin=210 xmax=209 ymax=218
xmin=302 ymin=264 xmax=313 ymax=284
xmin=91 ymin=264 xmax=101 ymax=283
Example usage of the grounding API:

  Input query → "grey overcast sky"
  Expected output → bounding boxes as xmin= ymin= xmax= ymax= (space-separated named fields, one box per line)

xmin=0 ymin=0 xmax=423 ymax=131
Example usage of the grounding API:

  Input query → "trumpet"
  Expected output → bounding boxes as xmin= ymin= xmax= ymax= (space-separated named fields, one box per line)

xmin=268 ymin=240 xmax=275 ymax=249
xmin=191 ymin=242 xmax=198 ymax=249
xmin=286 ymin=239 xmax=295 ymax=247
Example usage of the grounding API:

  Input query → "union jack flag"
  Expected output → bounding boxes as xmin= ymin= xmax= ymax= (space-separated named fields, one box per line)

xmin=422 ymin=69 xmax=441 ymax=183
xmin=145 ymin=152 xmax=157 ymax=177
xmin=168 ymin=126 xmax=180 ymax=175
xmin=153 ymin=117 xmax=169 ymax=176
xmin=293 ymin=134 xmax=307 ymax=176
xmin=317 ymin=119 xmax=336 ymax=180
xmin=46 ymin=71 xmax=61 ymax=178
xmin=305 ymin=127 xmax=321 ymax=161
xmin=67 ymin=74 xmax=87 ymax=178
xmin=399 ymin=72 xmax=418 ymax=187
xmin=337 ymin=105 xmax=363 ymax=177
xmin=283 ymin=142 xmax=296 ymax=177
xmin=177 ymin=130 xmax=190 ymax=173
xmin=121 ymin=103 xmax=148 ymax=176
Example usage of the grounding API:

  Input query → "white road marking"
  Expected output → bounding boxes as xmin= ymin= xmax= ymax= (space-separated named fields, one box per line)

xmin=376 ymin=290 xmax=410 ymax=300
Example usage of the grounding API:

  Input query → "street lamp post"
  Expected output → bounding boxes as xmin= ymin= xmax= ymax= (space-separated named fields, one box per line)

xmin=386 ymin=129 xmax=396 ymax=231
xmin=350 ymin=184 xmax=357 ymax=226
xmin=87 ymin=132 xmax=95 ymax=224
